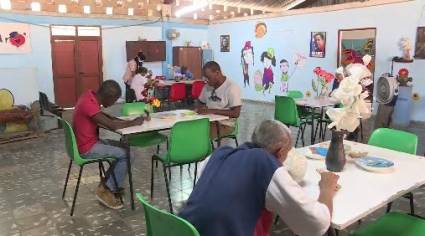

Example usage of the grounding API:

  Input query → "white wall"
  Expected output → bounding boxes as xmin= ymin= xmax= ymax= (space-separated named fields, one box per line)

xmin=208 ymin=0 xmax=425 ymax=121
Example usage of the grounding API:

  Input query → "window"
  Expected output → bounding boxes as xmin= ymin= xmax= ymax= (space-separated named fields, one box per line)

xmin=77 ymin=26 xmax=100 ymax=36
xmin=83 ymin=5 xmax=90 ymax=14
xmin=31 ymin=2 xmax=41 ymax=11
xmin=51 ymin=25 xmax=76 ymax=36
xmin=128 ymin=8 xmax=134 ymax=16
xmin=58 ymin=4 xmax=67 ymax=13
xmin=0 ymin=0 xmax=11 ymax=10
xmin=106 ymin=7 xmax=113 ymax=15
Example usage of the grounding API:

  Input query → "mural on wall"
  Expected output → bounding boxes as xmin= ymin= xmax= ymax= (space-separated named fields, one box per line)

xmin=0 ymin=24 xmax=31 ymax=54
xmin=220 ymin=35 xmax=230 ymax=52
xmin=260 ymin=48 xmax=276 ymax=94
xmin=414 ymin=27 xmax=425 ymax=59
xmin=310 ymin=32 xmax=326 ymax=58
xmin=312 ymin=67 xmax=335 ymax=96
xmin=241 ymin=41 xmax=254 ymax=88
xmin=255 ymin=22 xmax=267 ymax=38
xmin=279 ymin=59 xmax=290 ymax=93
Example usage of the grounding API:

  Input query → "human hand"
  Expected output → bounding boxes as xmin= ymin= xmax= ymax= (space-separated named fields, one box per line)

xmin=196 ymin=107 xmax=209 ymax=114
xmin=317 ymin=169 xmax=340 ymax=197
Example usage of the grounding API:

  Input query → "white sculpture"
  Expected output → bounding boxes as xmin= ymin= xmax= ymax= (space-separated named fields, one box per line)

xmin=399 ymin=38 xmax=413 ymax=61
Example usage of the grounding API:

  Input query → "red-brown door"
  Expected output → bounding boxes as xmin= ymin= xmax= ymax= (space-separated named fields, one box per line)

xmin=77 ymin=37 xmax=103 ymax=96
xmin=51 ymin=34 xmax=102 ymax=108
xmin=51 ymin=38 xmax=78 ymax=108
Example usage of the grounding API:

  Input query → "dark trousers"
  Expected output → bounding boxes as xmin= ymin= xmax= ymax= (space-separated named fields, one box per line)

xmin=125 ymin=83 xmax=136 ymax=103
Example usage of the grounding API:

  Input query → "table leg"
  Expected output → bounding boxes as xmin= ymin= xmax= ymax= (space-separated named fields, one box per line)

xmin=310 ymin=109 xmax=315 ymax=145
xmin=122 ymin=135 xmax=135 ymax=210
xmin=216 ymin=121 xmax=221 ymax=147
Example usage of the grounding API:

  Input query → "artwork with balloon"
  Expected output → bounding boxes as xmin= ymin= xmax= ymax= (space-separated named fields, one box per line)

xmin=0 ymin=24 xmax=31 ymax=54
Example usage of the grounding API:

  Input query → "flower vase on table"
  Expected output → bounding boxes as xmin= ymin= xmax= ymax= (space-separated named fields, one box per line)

xmin=326 ymin=130 xmax=346 ymax=172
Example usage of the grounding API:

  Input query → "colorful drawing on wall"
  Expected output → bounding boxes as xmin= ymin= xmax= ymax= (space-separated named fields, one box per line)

xmin=312 ymin=67 xmax=334 ymax=96
xmin=310 ymin=32 xmax=326 ymax=58
xmin=279 ymin=59 xmax=289 ymax=93
xmin=293 ymin=53 xmax=307 ymax=68
xmin=241 ymin=41 xmax=254 ymax=88
xmin=255 ymin=22 xmax=267 ymax=38
xmin=220 ymin=35 xmax=230 ymax=52
xmin=338 ymin=28 xmax=376 ymax=74
xmin=254 ymin=70 xmax=263 ymax=92
xmin=260 ymin=48 xmax=276 ymax=94
xmin=414 ymin=27 xmax=425 ymax=59
xmin=0 ymin=24 xmax=31 ymax=54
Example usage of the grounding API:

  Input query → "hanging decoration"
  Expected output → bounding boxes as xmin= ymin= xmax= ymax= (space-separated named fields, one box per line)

xmin=255 ymin=22 xmax=267 ymax=38
xmin=0 ymin=24 xmax=31 ymax=54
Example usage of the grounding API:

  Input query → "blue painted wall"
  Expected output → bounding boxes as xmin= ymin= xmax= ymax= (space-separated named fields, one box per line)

xmin=209 ymin=0 xmax=425 ymax=121
xmin=0 ymin=13 xmax=208 ymax=104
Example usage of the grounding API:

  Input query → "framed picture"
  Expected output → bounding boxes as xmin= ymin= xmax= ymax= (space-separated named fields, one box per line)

xmin=220 ymin=35 xmax=230 ymax=52
xmin=414 ymin=27 xmax=425 ymax=59
xmin=338 ymin=28 xmax=377 ymax=102
xmin=310 ymin=32 xmax=326 ymax=58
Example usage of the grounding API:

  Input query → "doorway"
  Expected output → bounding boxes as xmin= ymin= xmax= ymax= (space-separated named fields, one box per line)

xmin=50 ymin=26 xmax=103 ymax=108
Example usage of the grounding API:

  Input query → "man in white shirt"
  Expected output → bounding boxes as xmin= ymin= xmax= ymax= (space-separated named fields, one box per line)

xmin=179 ymin=120 xmax=339 ymax=236
xmin=196 ymin=61 xmax=242 ymax=138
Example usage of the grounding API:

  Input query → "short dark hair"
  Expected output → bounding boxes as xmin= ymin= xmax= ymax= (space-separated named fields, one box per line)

xmin=98 ymin=80 xmax=122 ymax=99
xmin=261 ymin=52 xmax=276 ymax=67
xmin=203 ymin=61 xmax=221 ymax=73
xmin=136 ymin=66 xmax=148 ymax=75
xmin=314 ymin=32 xmax=324 ymax=40
xmin=280 ymin=59 xmax=288 ymax=64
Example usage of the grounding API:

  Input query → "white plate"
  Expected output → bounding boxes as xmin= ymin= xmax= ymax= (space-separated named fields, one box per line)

xmin=355 ymin=157 xmax=395 ymax=173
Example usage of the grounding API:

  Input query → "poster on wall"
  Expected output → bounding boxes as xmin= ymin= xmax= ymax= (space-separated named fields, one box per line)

xmin=414 ymin=27 xmax=425 ymax=59
xmin=0 ymin=24 xmax=31 ymax=54
xmin=338 ymin=28 xmax=377 ymax=101
xmin=220 ymin=35 xmax=230 ymax=52
xmin=310 ymin=32 xmax=326 ymax=58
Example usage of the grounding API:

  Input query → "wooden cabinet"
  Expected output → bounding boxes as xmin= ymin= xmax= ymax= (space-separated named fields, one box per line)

xmin=173 ymin=47 xmax=203 ymax=79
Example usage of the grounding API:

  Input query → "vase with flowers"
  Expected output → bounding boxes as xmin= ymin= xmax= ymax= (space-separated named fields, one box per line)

xmin=312 ymin=67 xmax=335 ymax=97
xmin=325 ymin=63 xmax=372 ymax=172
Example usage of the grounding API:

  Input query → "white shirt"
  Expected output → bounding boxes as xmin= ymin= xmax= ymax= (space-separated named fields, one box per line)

xmin=198 ymin=157 xmax=331 ymax=236
xmin=130 ymin=74 xmax=148 ymax=101
xmin=199 ymin=78 xmax=242 ymax=127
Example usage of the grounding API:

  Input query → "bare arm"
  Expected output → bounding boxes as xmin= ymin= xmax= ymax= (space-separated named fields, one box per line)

xmin=92 ymin=112 xmax=145 ymax=130
xmin=196 ymin=106 xmax=241 ymax=118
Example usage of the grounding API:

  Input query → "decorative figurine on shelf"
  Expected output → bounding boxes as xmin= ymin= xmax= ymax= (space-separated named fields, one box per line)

xmin=312 ymin=67 xmax=335 ymax=97
xmin=396 ymin=68 xmax=413 ymax=87
xmin=399 ymin=38 xmax=414 ymax=62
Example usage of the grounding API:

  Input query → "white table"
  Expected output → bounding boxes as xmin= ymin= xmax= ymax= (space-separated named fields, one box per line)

xmin=115 ymin=109 xmax=229 ymax=209
xmin=295 ymin=97 xmax=339 ymax=144
xmin=297 ymin=140 xmax=425 ymax=231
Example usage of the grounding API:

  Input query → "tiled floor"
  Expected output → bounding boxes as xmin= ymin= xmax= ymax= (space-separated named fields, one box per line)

xmin=0 ymin=100 xmax=424 ymax=236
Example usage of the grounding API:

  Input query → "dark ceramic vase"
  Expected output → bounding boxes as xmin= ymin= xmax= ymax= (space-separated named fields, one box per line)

xmin=326 ymin=130 xmax=346 ymax=172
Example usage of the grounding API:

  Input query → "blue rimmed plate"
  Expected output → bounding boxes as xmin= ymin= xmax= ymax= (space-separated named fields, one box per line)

xmin=305 ymin=147 xmax=328 ymax=160
xmin=355 ymin=157 xmax=394 ymax=173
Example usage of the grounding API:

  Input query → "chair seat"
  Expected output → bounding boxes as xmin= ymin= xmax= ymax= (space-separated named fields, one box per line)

xmin=351 ymin=212 xmax=425 ymax=236
xmin=127 ymin=132 xmax=167 ymax=148
xmin=79 ymin=155 xmax=116 ymax=166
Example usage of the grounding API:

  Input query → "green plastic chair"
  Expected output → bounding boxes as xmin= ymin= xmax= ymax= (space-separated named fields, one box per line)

xmin=136 ymin=193 xmax=200 ymax=236
xmin=152 ymin=118 xmax=211 ymax=213
xmin=350 ymin=212 xmax=425 ymax=236
xmin=275 ymin=96 xmax=311 ymax=147
xmin=286 ymin=90 xmax=304 ymax=99
xmin=215 ymin=119 xmax=239 ymax=147
xmin=121 ymin=102 xmax=168 ymax=151
xmin=368 ymin=128 xmax=418 ymax=215
xmin=61 ymin=119 xmax=119 ymax=216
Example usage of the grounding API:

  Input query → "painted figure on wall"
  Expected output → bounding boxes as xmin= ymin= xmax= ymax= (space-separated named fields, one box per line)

xmin=254 ymin=70 xmax=264 ymax=92
xmin=260 ymin=48 xmax=276 ymax=94
xmin=279 ymin=59 xmax=290 ymax=93
xmin=241 ymin=41 xmax=254 ymax=88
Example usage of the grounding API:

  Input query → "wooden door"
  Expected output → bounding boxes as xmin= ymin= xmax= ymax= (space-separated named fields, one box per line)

xmin=173 ymin=47 xmax=202 ymax=79
xmin=51 ymin=34 xmax=102 ymax=108
xmin=77 ymin=37 xmax=103 ymax=96
xmin=51 ymin=37 xmax=78 ymax=108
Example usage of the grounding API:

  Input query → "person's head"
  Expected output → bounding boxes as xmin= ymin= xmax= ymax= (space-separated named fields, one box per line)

xmin=203 ymin=61 xmax=224 ymax=87
xmin=251 ymin=120 xmax=293 ymax=163
xmin=221 ymin=37 xmax=229 ymax=48
xmin=97 ymin=80 xmax=122 ymax=108
xmin=314 ymin=33 xmax=325 ymax=51
xmin=137 ymin=51 xmax=146 ymax=61
xmin=261 ymin=50 xmax=276 ymax=68
xmin=136 ymin=66 xmax=148 ymax=76
xmin=280 ymin=59 xmax=289 ymax=74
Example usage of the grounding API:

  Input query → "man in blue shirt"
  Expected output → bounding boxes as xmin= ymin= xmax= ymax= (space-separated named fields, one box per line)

xmin=179 ymin=120 xmax=339 ymax=236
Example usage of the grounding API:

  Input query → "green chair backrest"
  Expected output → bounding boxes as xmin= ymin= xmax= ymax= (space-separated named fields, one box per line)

xmin=167 ymin=118 xmax=211 ymax=164
xmin=368 ymin=128 xmax=418 ymax=155
xmin=122 ymin=102 xmax=150 ymax=116
xmin=274 ymin=96 xmax=300 ymax=127
xmin=286 ymin=90 xmax=304 ymax=99
xmin=61 ymin=119 xmax=88 ymax=166
xmin=136 ymin=193 xmax=200 ymax=236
